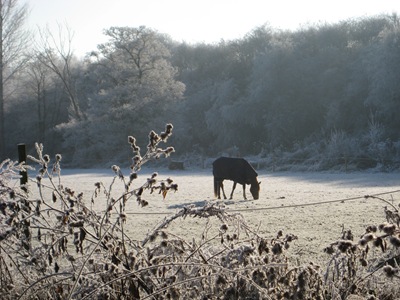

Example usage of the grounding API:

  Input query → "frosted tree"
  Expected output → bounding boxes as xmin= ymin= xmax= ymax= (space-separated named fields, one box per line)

xmin=363 ymin=17 xmax=400 ymax=139
xmin=92 ymin=26 xmax=185 ymax=110
xmin=60 ymin=26 xmax=185 ymax=165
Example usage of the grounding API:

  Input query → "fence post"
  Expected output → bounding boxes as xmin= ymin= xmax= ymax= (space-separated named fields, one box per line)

xmin=18 ymin=143 xmax=28 ymax=189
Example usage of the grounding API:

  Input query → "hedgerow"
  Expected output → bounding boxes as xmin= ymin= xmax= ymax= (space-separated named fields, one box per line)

xmin=0 ymin=124 xmax=399 ymax=299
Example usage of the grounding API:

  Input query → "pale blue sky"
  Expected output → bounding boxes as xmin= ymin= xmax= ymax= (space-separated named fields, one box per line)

xmin=24 ymin=0 xmax=399 ymax=57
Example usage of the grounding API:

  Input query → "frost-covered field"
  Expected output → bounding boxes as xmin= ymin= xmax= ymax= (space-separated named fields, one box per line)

xmin=51 ymin=168 xmax=400 ymax=264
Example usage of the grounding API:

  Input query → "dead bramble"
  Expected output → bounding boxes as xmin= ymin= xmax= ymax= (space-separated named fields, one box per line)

xmin=220 ymin=224 xmax=228 ymax=231
xmin=383 ymin=223 xmax=396 ymax=235
xmin=366 ymin=225 xmax=378 ymax=233
xmin=389 ymin=236 xmax=400 ymax=247
xmin=383 ymin=265 xmax=399 ymax=278
xmin=373 ymin=237 xmax=386 ymax=252
xmin=43 ymin=154 xmax=50 ymax=163
xmin=360 ymin=258 xmax=368 ymax=267
xmin=216 ymin=275 xmax=227 ymax=285
xmin=272 ymin=242 xmax=283 ymax=255
xmin=129 ymin=172 xmax=138 ymax=181
xmin=363 ymin=233 xmax=375 ymax=242
xmin=324 ymin=245 xmax=335 ymax=254
xmin=337 ymin=240 xmax=354 ymax=253
xmin=159 ymin=231 xmax=168 ymax=239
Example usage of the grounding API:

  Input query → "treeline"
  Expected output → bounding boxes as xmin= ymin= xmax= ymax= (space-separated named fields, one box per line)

xmin=4 ymin=14 xmax=400 ymax=169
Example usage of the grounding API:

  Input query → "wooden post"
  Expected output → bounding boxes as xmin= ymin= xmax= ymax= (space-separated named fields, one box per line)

xmin=18 ymin=143 xmax=28 ymax=188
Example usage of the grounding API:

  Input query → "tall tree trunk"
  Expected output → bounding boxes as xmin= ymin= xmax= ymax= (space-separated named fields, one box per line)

xmin=37 ymin=84 xmax=45 ymax=143
xmin=0 ymin=0 xmax=29 ymax=159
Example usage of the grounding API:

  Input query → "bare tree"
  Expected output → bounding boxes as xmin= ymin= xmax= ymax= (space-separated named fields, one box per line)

xmin=0 ymin=0 xmax=30 ymax=158
xmin=36 ymin=23 xmax=85 ymax=121
xmin=25 ymin=56 xmax=51 ymax=143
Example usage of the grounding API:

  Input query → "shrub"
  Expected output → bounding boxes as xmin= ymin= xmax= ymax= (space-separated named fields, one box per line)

xmin=323 ymin=196 xmax=400 ymax=299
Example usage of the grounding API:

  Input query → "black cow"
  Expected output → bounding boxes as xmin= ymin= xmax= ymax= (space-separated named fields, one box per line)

xmin=213 ymin=157 xmax=260 ymax=200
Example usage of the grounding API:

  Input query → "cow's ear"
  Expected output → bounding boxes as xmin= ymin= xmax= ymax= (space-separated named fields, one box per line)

xmin=259 ymin=181 xmax=261 ymax=185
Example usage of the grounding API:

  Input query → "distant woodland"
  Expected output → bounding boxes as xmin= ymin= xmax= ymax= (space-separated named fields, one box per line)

xmin=2 ymin=8 xmax=400 ymax=170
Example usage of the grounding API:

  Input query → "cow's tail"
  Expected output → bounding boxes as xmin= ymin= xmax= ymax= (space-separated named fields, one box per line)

xmin=214 ymin=177 xmax=218 ymax=198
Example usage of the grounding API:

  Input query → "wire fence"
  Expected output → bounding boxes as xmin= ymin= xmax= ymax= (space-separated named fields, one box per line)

xmin=124 ymin=189 xmax=400 ymax=216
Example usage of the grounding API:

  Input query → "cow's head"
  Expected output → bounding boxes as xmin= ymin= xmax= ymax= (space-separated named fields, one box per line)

xmin=250 ymin=181 xmax=260 ymax=200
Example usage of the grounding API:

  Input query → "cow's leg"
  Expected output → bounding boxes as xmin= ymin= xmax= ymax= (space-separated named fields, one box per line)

xmin=242 ymin=184 xmax=247 ymax=200
xmin=229 ymin=182 xmax=237 ymax=199
xmin=216 ymin=180 xmax=221 ymax=199
xmin=220 ymin=181 xmax=227 ymax=199
xmin=214 ymin=177 xmax=219 ymax=199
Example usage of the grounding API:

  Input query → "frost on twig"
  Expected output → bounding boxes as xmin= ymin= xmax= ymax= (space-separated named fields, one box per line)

xmin=142 ymin=202 xmax=247 ymax=247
